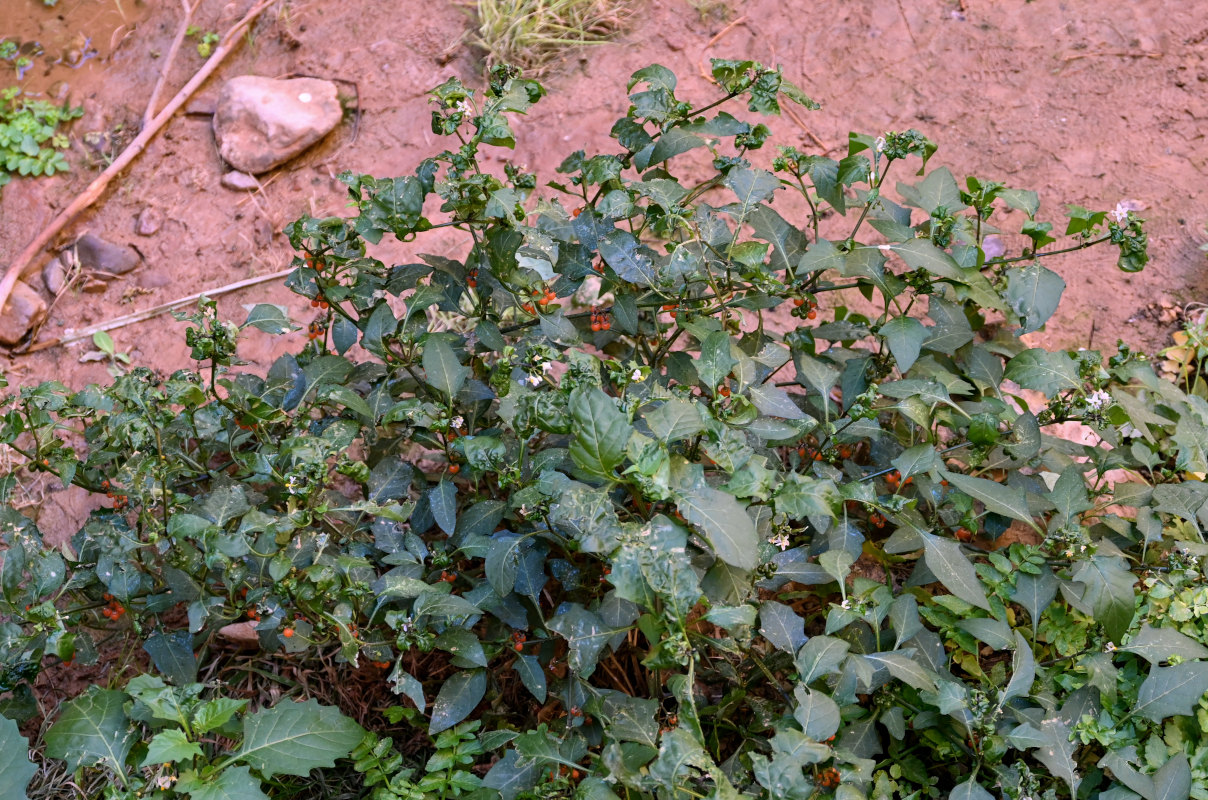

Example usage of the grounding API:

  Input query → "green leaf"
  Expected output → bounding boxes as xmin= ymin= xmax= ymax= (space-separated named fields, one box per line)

xmin=648 ymin=128 xmax=706 ymax=166
xmin=1134 ymin=662 xmax=1208 ymax=723
xmin=747 ymin=206 xmax=808 ymax=274
xmin=863 ymin=650 xmax=938 ymax=693
xmin=143 ymin=631 xmax=198 ymax=686
xmin=1030 ymin=717 xmax=1080 ymax=796
xmin=423 ymin=336 xmax=468 ymax=399
xmin=185 ymin=765 xmax=270 ymax=800
xmin=242 ymin=303 xmax=292 ymax=334
xmin=792 ymin=685 xmax=840 ymax=741
xmin=483 ymin=749 xmax=541 ymax=800
xmin=0 ymin=715 xmax=36 ymax=800
xmin=1123 ymin=624 xmax=1208 ymax=664
xmin=794 ymin=636 xmax=849 ymax=684
xmin=677 ymin=486 xmax=758 ymax=570
xmin=547 ymin=605 xmax=615 ymax=677
xmin=1000 ymin=188 xmax=1040 ymax=217
xmin=946 ymin=473 xmax=1036 ymax=529
xmin=1154 ymin=753 xmax=1192 ymax=800
xmin=429 ymin=480 xmax=457 ymax=535
xmin=319 ymin=385 xmax=372 ymax=419
xmin=1011 ymin=569 xmax=1057 ymax=636
xmin=141 ymin=728 xmax=204 ymax=766
xmin=1072 ymin=555 xmax=1137 ymax=643
xmin=897 ymin=167 xmax=963 ymax=215
xmin=920 ymin=531 xmax=992 ymax=611
xmin=569 ymin=387 xmax=630 ymax=480
xmin=598 ymin=229 xmax=657 ymax=286
xmin=429 ymin=669 xmax=487 ymax=734
xmin=697 ymin=331 xmax=737 ymax=392
xmin=1006 ymin=263 xmax=1065 ymax=334
xmin=643 ymin=397 xmax=704 ymax=443
xmin=44 ymin=687 xmax=134 ymax=773
xmin=723 ymin=168 xmax=780 ymax=223
xmin=237 ymin=699 xmax=364 ymax=778
xmin=1004 ymin=348 xmax=1080 ymax=395
xmin=760 ymin=601 xmax=806 ymax=653
xmin=881 ymin=316 xmax=927 ymax=373
xmin=950 ymin=778 xmax=995 ymax=800
xmin=891 ymin=445 xmax=940 ymax=480
xmin=513 ymin=654 xmax=547 ymax=703
xmin=748 ymin=384 xmax=805 ymax=419
xmin=1003 ymin=630 xmax=1036 ymax=701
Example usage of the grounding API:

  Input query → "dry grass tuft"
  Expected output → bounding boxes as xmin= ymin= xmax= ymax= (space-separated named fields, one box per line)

xmin=468 ymin=0 xmax=633 ymax=74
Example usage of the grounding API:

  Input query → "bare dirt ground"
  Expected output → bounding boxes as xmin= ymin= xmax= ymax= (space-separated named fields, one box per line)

xmin=1 ymin=0 xmax=1205 ymax=532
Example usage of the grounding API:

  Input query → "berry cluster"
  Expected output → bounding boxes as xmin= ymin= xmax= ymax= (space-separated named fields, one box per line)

xmin=100 ymin=593 xmax=126 ymax=621
xmin=589 ymin=306 xmax=612 ymax=332
xmin=510 ymin=629 xmax=527 ymax=651
xmin=791 ymin=295 xmax=819 ymax=320
xmin=309 ymin=296 xmax=330 ymax=310
xmin=816 ymin=767 xmax=841 ymax=788
xmin=101 ymin=479 xmax=128 ymax=510
xmin=306 ymin=319 xmax=326 ymax=341
xmin=466 ymin=267 xmax=479 ymax=289
xmin=885 ymin=470 xmax=914 ymax=491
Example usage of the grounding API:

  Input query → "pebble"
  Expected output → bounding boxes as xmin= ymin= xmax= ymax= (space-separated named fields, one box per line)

xmin=221 ymin=170 xmax=261 ymax=191
xmin=42 ymin=256 xmax=67 ymax=295
xmin=136 ymin=207 xmax=163 ymax=236
xmin=74 ymin=233 xmax=140 ymax=275
xmin=0 ymin=281 xmax=48 ymax=346
xmin=212 ymin=75 xmax=343 ymax=174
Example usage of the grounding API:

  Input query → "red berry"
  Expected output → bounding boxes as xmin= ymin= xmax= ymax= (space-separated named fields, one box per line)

xmin=449 ymin=463 xmax=460 ymax=475
xmin=283 ymin=627 xmax=294 ymax=638
xmin=793 ymin=298 xmax=805 ymax=307
xmin=807 ymin=309 xmax=817 ymax=320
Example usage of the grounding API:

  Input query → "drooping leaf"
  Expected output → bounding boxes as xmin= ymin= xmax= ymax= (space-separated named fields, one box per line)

xmin=1011 ymin=568 xmax=1057 ymax=636
xmin=921 ymin=532 xmax=991 ymax=611
xmin=237 ymin=699 xmax=364 ymax=778
xmin=760 ymin=600 xmax=806 ymax=653
xmin=1003 ymin=630 xmax=1036 ymax=701
xmin=0 ymin=715 xmax=36 ymax=800
xmin=1072 ymin=555 xmax=1137 ymax=644
xmin=429 ymin=669 xmax=487 ymax=734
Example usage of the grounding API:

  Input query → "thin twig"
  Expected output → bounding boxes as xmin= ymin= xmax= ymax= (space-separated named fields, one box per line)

xmin=783 ymin=105 xmax=829 ymax=152
xmin=697 ymin=15 xmax=748 ymax=83
xmin=16 ymin=268 xmax=293 ymax=355
xmin=1061 ymin=49 xmax=1161 ymax=62
xmin=0 ymin=0 xmax=277 ymax=327
xmin=144 ymin=0 xmax=194 ymax=128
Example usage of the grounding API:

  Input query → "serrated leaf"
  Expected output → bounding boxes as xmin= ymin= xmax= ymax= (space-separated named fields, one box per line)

xmin=237 ymin=699 xmax=363 ymax=778
xmin=946 ymin=473 xmax=1037 ymax=529
xmin=1072 ymin=556 xmax=1137 ymax=643
xmin=141 ymin=728 xmax=204 ymax=766
xmin=44 ymin=687 xmax=134 ymax=773
xmin=186 ymin=765 xmax=270 ymax=800
xmin=881 ymin=316 xmax=927 ymax=373
xmin=1004 ymin=348 xmax=1081 ymax=395
xmin=423 ymin=336 xmax=468 ymax=398
xmin=429 ymin=669 xmax=487 ymax=734
xmin=1123 ymin=624 xmax=1208 ymax=664
xmin=0 ymin=715 xmax=36 ymax=800
xmin=1134 ymin=662 xmax=1208 ymax=723
xmin=569 ymin=387 xmax=630 ymax=479
xmin=921 ymin=532 xmax=991 ymax=611
xmin=795 ymin=636 xmax=849 ymax=684
xmin=677 ymin=486 xmax=758 ymax=570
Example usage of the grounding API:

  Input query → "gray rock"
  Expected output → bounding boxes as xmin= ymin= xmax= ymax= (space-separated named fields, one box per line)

xmin=42 ymin=256 xmax=66 ymax=295
xmin=0 ymin=281 xmax=48 ymax=346
xmin=75 ymin=233 xmax=140 ymax=275
xmin=221 ymin=170 xmax=261 ymax=191
xmin=212 ymin=76 xmax=342 ymax=174
xmin=136 ymin=207 xmax=163 ymax=236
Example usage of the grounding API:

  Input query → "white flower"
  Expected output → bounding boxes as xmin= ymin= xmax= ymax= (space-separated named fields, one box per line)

xmin=1103 ymin=642 xmax=1117 ymax=653
xmin=1085 ymin=389 xmax=1111 ymax=411
xmin=450 ymin=415 xmax=464 ymax=429
xmin=525 ymin=374 xmax=542 ymax=387
xmin=540 ymin=360 xmax=555 ymax=373
xmin=1110 ymin=202 xmax=1129 ymax=223
xmin=155 ymin=774 xmax=178 ymax=790
xmin=631 ymin=369 xmax=643 ymax=382
xmin=841 ymin=598 xmax=853 ymax=610
xmin=874 ymin=136 xmax=886 ymax=153
xmin=768 ymin=532 xmax=791 ymax=551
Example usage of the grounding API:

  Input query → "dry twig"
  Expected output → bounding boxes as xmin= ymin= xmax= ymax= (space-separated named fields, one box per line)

xmin=0 ymin=0 xmax=277 ymax=332
xmin=144 ymin=0 xmax=195 ymax=128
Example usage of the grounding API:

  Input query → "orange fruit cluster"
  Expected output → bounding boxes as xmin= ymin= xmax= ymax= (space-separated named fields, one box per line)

xmin=589 ymin=306 xmax=611 ymax=332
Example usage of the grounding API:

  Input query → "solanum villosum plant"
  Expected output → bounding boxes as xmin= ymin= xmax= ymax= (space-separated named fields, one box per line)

xmin=2 ymin=60 xmax=1208 ymax=800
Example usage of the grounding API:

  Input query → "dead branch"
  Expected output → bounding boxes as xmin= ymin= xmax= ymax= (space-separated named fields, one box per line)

xmin=0 ymin=0 xmax=277 ymax=330
xmin=144 ymin=0 xmax=195 ymax=128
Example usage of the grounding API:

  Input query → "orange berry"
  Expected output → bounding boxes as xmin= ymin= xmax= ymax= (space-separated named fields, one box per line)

xmin=311 ymin=299 xmax=320 ymax=308
xmin=283 ymin=627 xmax=294 ymax=638
xmin=467 ymin=279 xmax=477 ymax=288
xmin=793 ymin=298 xmax=805 ymax=307
xmin=514 ymin=642 xmax=524 ymax=651
xmin=602 ymin=321 xmax=611 ymax=331
xmin=941 ymin=479 xmax=949 ymax=487
xmin=523 ymin=303 xmax=535 ymax=314
xmin=449 ymin=463 xmax=460 ymax=475
xmin=955 ymin=528 xmax=973 ymax=542
xmin=807 ymin=309 xmax=817 ymax=320
xmin=591 ymin=322 xmax=601 ymax=332
xmin=669 ymin=310 xmax=677 ymax=318
xmin=797 ymin=447 xmax=807 ymax=458
xmin=571 ymin=770 xmax=581 ymax=780
xmin=573 ymin=207 xmax=583 ymax=218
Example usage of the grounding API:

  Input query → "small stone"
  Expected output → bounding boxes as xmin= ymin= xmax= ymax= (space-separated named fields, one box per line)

xmin=0 ymin=281 xmax=48 ymax=346
xmin=221 ymin=170 xmax=261 ymax=191
xmin=135 ymin=207 xmax=162 ymax=236
xmin=74 ymin=233 xmax=140 ymax=275
xmin=212 ymin=76 xmax=343 ymax=174
xmin=42 ymin=256 xmax=67 ymax=295
xmin=81 ymin=278 xmax=109 ymax=294
xmin=218 ymin=621 xmax=261 ymax=646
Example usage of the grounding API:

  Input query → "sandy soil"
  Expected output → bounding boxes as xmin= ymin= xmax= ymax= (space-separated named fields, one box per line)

xmin=1 ymin=0 xmax=1205 ymax=530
